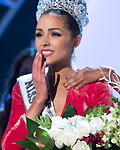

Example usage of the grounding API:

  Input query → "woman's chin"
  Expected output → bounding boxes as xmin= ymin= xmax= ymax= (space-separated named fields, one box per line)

xmin=46 ymin=60 xmax=51 ymax=65
xmin=46 ymin=58 xmax=55 ymax=65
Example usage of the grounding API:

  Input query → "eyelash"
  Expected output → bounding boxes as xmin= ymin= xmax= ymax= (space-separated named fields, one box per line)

xmin=35 ymin=32 xmax=62 ymax=38
xmin=51 ymin=32 xmax=61 ymax=37
xmin=36 ymin=33 xmax=43 ymax=37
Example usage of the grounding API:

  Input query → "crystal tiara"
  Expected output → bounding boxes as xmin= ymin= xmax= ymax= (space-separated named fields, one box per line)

xmin=36 ymin=0 xmax=89 ymax=35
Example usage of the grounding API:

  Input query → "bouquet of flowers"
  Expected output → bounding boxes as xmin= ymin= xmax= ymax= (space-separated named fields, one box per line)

xmin=16 ymin=97 xmax=120 ymax=150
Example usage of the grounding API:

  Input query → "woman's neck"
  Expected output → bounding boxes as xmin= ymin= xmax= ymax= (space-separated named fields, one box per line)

xmin=47 ymin=63 xmax=74 ymax=95
xmin=54 ymin=66 xmax=74 ymax=85
xmin=47 ymin=66 xmax=74 ymax=103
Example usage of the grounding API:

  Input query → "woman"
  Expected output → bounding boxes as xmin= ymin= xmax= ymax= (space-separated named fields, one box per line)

xmin=2 ymin=0 xmax=114 ymax=149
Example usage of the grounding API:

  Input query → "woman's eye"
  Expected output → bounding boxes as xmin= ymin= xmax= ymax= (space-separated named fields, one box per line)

xmin=51 ymin=32 xmax=61 ymax=37
xmin=36 ymin=33 xmax=43 ymax=37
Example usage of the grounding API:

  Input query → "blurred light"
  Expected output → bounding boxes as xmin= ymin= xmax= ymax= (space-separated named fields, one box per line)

xmin=0 ymin=0 xmax=17 ymax=8
xmin=0 ymin=0 xmax=26 ymax=39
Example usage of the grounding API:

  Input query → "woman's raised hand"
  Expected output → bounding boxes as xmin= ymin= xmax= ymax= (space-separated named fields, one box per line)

xmin=26 ymin=53 xmax=48 ymax=119
xmin=32 ymin=52 xmax=48 ymax=102
xmin=64 ymin=67 xmax=102 ymax=90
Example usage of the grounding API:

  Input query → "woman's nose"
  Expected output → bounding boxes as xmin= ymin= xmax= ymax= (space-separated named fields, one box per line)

xmin=41 ymin=36 xmax=50 ymax=47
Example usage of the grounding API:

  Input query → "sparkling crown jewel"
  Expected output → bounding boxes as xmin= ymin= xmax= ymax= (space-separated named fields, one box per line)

xmin=36 ymin=0 xmax=89 ymax=35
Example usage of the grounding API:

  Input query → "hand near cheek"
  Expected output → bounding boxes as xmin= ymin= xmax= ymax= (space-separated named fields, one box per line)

xmin=64 ymin=67 xmax=102 ymax=90
xmin=32 ymin=53 xmax=48 ymax=102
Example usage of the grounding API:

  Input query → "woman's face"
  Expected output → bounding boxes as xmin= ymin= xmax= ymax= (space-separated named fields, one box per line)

xmin=35 ymin=13 xmax=75 ymax=67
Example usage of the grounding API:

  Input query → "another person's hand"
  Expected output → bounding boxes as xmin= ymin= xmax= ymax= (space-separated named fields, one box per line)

xmin=64 ymin=67 xmax=103 ymax=90
xmin=64 ymin=67 xmax=120 ymax=94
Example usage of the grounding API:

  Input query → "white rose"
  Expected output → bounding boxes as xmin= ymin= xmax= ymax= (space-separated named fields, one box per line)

xmin=89 ymin=117 xmax=104 ymax=134
xmin=49 ymin=129 xmax=65 ymax=148
xmin=68 ymin=115 xmax=84 ymax=126
xmin=55 ymin=133 xmax=64 ymax=149
xmin=63 ymin=131 xmax=77 ymax=147
xmin=51 ymin=116 xmax=69 ymax=129
xmin=48 ymin=128 xmax=63 ymax=139
xmin=75 ymin=120 xmax=91 ymax=138
xmin=72 ymin=141 xmax=90 ymax=150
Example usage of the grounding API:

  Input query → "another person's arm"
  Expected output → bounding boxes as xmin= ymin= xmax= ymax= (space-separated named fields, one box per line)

xmin=98 ymin=67 xmax=120 ymax=94
xmin=64 ymin=67 xmax=120 ymax=94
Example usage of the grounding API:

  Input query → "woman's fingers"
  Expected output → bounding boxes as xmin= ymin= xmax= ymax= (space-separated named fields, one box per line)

xmin=41 ymin=61 xmax=47 ymax=76
xmin=32 ymin=52 xmax=48 ymax=100
xmin=32 ymin=52 xmax=40 ymax=81
xmin=32 ymin=53 xmax=46 ymax=86
xmin=37 ymin=53 xmax=42 ymax=73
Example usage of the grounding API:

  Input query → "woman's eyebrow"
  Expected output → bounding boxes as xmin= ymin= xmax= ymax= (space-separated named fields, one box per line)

xmin=48 ymin=28 xmax=63 ymax=32
xmin=36 ymin=28 xmax=43 ymax=31
xmin=36 ymin=28 xmax=63 ymax=32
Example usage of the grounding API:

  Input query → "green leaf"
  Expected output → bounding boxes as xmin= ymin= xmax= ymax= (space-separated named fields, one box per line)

xmin=42 ymin=131 xmax=48 ymax=137
xmin=36 ymin=128 xmax=49 ymax=143
xmin=40 ymin=135 xmax=57 ymax=150
xmin=85 ymin=104 xmax=110 ymax=117
xmin=25 ymin=136 xmax=39 ymax=143
xmin=84 ymin=107 xmax=91 ymax=116
xmin=34 ymin=115 xmax=51 ymax=129
xmin=26 ymin=117 xmax=39 ymax=137
xmin=62 ymin=103 xmax=77 ymax=118
xmin=107 ymin=143 xmax=120 ymax=150
xmin=111 ymin=97 xmax=119 ymax=103
xmin=86 ymin=105 xmax=110 ymax=122
xmin=15 ymin=140 xmax=39 ymax=150
xmin=66 ymin=146 xmax=72 ymax=150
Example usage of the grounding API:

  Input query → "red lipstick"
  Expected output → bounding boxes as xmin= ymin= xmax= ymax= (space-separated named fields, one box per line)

xmin=41 ymin=49 xmax=54 ymax=57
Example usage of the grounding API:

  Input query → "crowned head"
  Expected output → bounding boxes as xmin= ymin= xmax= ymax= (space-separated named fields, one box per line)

xmin=35 ymin=0 xmax=89 ymax=68
xmin=36 ymin=0 xmax=89 ymax=37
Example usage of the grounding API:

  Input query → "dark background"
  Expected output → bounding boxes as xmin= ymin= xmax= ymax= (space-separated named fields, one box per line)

xmin=0 ymin=0 xmax=38 ymax=98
